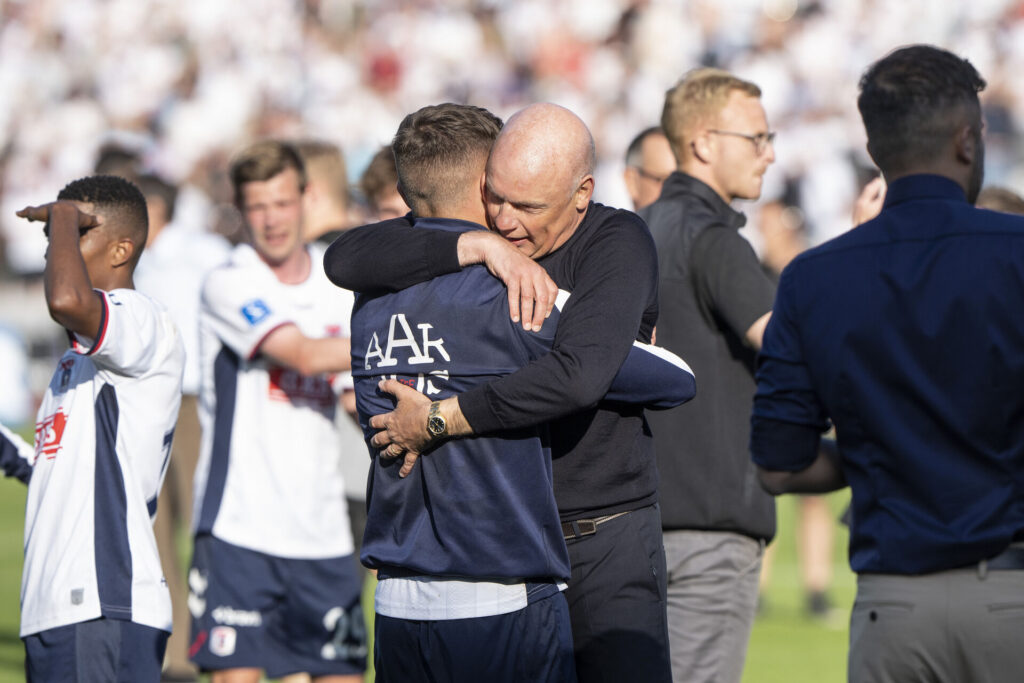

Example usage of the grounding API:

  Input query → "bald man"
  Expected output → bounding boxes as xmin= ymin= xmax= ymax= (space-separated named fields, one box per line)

xmin=327 ymin=103 xmax=672 ymax=682
xmin=623 ymin=127 xmax=677 ymax=211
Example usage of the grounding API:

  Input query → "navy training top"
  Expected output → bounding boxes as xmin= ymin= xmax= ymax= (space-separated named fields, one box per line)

xmin=351 ymin=217 xmax=694 ymax=581
xmin=751 ymin=174 xmax=1024 ymax=574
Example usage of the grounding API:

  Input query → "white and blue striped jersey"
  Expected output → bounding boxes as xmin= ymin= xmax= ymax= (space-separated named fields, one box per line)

xmin=192 ymin=242 xmax=356 ymax=559
xmin=1 ymin=289 xmax=185 ymax=637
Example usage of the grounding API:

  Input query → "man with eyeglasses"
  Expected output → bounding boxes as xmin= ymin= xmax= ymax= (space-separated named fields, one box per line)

xmin=623 ymin=126 xmax=677 ymax=211
xmin=639 ymin=68 xmax=777 ymax=683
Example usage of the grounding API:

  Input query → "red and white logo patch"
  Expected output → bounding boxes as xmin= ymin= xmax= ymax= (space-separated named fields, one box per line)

xmin=209 ymin=625 xmax=237 ymax=657
xmin=35 ymin=409 xmax=69 ymax=461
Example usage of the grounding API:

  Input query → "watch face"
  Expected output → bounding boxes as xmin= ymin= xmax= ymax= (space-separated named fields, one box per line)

xmin=428 ymin=415 xmax=446 ymax=437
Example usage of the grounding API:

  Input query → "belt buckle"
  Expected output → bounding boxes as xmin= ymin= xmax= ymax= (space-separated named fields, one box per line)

xmin=563 ymin=519 xmax=598 ymax=541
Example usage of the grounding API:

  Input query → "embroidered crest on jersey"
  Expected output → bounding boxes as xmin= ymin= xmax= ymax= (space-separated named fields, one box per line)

xmin=209 ymin=626 xmax=237 ymax=656
xmin=240 ymin=299 xmax=272 ymax=326
xmin=58 ymin=358 xmax=74 ymax=392
xmin=35 ymin=408 xmax=69 ymax=461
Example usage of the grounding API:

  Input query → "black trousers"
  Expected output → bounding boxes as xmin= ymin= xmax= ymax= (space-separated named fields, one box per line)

xmin=564 ymin=503 xmax=671 ymax=683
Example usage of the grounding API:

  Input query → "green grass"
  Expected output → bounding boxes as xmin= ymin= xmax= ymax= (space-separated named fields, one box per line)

xmin=0 ymin=478 xmax=857 ymax=683
xmin=744 ymin=491 xmax=856 ymax=683
xmin=0 ymin=477 xmax=26 ymax=683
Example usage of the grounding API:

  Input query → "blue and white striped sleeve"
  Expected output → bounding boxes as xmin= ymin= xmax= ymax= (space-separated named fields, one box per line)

xmin=0 ymin=422 xmax=33 ymax=484
xmin=604 ymin=341 xmax=696 ymax=409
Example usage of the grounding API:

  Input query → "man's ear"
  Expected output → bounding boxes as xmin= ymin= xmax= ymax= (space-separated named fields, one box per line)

xmin=954 ymin=124 xmax=977 ymax=165
xmin=574 ymin=175 xmax=595 ymax=210
xmin=691 ymin=132 xmax=713 ymax=164
xmin=110 ymin=238 xmax=136 ymax=268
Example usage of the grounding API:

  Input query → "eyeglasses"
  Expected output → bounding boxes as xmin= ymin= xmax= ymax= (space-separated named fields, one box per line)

xmin=707 ymin=129 xmax=776 ymax=155
xmin=630 ymin=166 xmax=670 ymax=184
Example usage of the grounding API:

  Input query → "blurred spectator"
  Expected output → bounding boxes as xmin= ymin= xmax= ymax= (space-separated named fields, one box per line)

xmin=0 ymin=324 xmax=31 ymax=425
xmin=295 ymin=138 xmax=352 ymax=243
xmin=976 ymin=185 xmax=1024 ymax=213
xmin=754 ymin=194 xmax=839 ymax=622
xmin=358 ymin=144 xmax=408 ymax=220
xmin=622 ymin=126 xmax=676 ymax=210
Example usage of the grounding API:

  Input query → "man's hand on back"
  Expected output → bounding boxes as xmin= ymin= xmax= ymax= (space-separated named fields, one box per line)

xmin=370 ymin=379 xmax=472 ymax=477
xmin=457 ymin=230 xmax=557 ymax=332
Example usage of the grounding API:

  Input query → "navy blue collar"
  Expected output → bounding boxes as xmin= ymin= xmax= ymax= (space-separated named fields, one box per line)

xmin=882 ymin=174 xmax=968 ymax=209
xmin=414 ymin=216 xmax=488 ymax=233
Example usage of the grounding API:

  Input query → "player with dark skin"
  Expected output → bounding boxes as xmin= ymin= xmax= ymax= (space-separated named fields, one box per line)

xmin=19 ymin=200 xmax=141 ymax=338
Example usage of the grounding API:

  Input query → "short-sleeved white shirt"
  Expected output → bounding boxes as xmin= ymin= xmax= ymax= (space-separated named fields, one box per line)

xmin=193 ymin=243 xmax=355 ymax=559
xmin=22 ymin=289 xmax=185 ymax=637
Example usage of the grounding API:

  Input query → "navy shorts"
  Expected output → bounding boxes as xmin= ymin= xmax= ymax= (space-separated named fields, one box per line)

xmin=374 ymin=582 xmax=576 ymax=683
xmin=188 ymin=534 xmax=367 ymax=678
xmin=23 ymin=617 xmax=168 ymax=683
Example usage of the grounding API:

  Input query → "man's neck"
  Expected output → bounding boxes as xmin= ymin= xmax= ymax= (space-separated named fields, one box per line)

xmin=267 ymin=246 xmax=312 ymax=285
xmin=418 ymin=202 xmax=487 ymax=227
xmin=679 ymin=162 xmax=732 ymax=204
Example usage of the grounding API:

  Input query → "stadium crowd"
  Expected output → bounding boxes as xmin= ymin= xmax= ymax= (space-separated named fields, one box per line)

xmin=2 ymin=2 xmax=1024 ymax=683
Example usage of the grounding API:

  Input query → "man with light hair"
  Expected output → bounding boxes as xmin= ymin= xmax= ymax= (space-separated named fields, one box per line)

xmin=189 ymin=140 xmax=365 ymax=683
xmin=640 ymin=68 xmax=778 ymax=683
xmin=359 ymin=145 xmax=409 ymax=221
xmin=295 ymin=139 xmax=351 ymax=244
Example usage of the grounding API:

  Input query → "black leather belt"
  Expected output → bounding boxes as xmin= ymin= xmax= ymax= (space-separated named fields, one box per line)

xmin=561 ymin=511 xmax=631 ymax=541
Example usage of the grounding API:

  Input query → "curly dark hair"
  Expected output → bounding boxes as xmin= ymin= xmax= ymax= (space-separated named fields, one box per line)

xmin=858 ymin=45 xmax=986 ymax=175
xmin=57 ymin=174 xmax=149 ymax=253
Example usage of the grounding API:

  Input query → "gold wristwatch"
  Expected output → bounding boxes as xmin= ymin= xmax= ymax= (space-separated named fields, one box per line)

xmin=426 ymin=401 xmax=448 ymax=439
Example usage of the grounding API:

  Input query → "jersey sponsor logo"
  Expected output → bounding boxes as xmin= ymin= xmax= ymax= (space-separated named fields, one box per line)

xmin=212 ymin=605 xmax=262 ymax=627
xmin=364 ymin=313 xmax=449 ymax=370
xmin=35 ymin=409 xmax=69 ymax=461
xmin=268 ymin=366 xmax=335 ymax=409
xmin=240 ymin=299 xmax=272 ymax=326
xmin=209 ymin=626 xmax=237 ymax=657
xmin=365 ymin=313 xmax=451 ymax=394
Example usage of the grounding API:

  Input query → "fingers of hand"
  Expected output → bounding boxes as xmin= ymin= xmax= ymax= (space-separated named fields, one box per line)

xmin=399 ymin=452 xmax=420 ymax=478
xmin=382 ymin=443 xmax=403 ymax=459
xmin=520 ymin=291 xmax=536 ymax=331
xmin=544 ymin=281 xmax=558 ymax=318
xmin=16 ymin=206 xmax=46 ymax=222
xmin=507 ymin=280 xmax=522 ymax=324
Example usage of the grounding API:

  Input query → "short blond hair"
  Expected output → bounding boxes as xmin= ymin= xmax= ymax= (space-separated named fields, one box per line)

xmin=295 ymin=139 xmax=349 ymax=208
xmin=661 ymin=68 xmax=761 ymax=162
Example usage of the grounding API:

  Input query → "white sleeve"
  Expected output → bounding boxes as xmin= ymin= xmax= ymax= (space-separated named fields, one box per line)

xmin=201 ymin=265 xmax=296 ymax=361
xmin=70 ymin=290 xmax=170 ymax=377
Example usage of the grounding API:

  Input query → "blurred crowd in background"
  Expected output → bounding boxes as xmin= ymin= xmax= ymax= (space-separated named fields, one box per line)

xmin=2 ymin=0 xmax=1024 ymax=423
